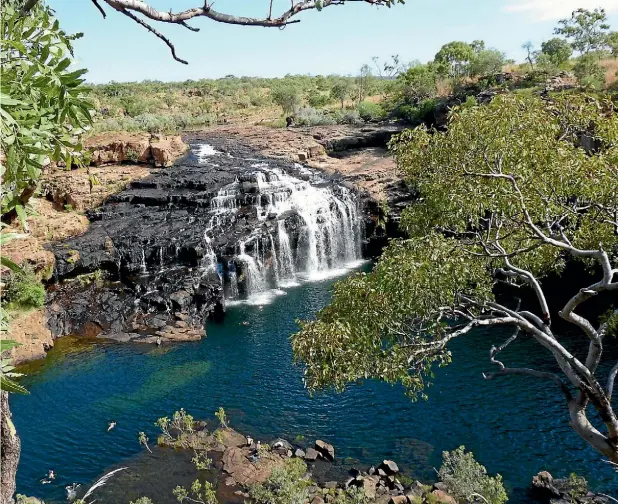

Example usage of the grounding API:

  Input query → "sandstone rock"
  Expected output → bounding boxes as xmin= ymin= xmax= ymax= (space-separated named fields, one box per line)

xmin=150 ymin=135 xmax=188 ymax=167
xmin=311 ymin=497 xmax=325 ymax=504
xmin=272 ymin=438 xmax=293 ymax=451
xmin=86 ymin=133 xmax=151 ymax=166
xmin=218 ymin=428 xmax=247 ymax=449
xmin=3 ymin=309 xmax=54 ymax=365
xmin=298 ymin=152 xmax=308 ymax=161
xmin=305 ymin=447 xmax=319 ymax=461
xmin=380 ymin=460 xmax=399 ymax=475
xmin=315 ymin=440 xmax=335 ymax=461
xmin=324 ymin=481 xmax=338 ymax=489
xmin=294 ymin=448 xmax=306 ymax=458
xmin=388 ymin=496 xmax=408 ymax=504
xmin=362 ymin=475 xmax=379 ymax=500
xmin=431 ymin=489 xmax=457 ymax=504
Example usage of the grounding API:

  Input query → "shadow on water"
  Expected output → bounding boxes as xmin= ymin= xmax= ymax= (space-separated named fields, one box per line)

xmin=11 ymin=269 xmax=618 ymax=503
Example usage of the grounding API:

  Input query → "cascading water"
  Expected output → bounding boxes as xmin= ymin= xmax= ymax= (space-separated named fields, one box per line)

xmin=195 ymin=143 xmax=364 ymax=305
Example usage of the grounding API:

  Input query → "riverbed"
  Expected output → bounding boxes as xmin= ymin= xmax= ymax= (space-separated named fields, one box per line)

xmin=12 ymin=271 xmax=618 ymax=503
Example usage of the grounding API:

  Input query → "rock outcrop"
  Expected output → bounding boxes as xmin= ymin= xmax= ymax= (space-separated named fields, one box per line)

xmin=85 ymin=133 xmax=188 ymax=167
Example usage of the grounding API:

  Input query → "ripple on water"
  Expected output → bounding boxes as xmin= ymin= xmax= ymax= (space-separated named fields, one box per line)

xmin=11 ymin=270 xmax=618 ymax=503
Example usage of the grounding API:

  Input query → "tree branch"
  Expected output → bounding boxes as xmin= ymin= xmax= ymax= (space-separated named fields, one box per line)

xmin=483 ymin=366 xmax=572 ymax=402
xmin=91 ymin=0 xmax=107 ymax=18
xmin=117 ymin=9 xmax=188 ymax=64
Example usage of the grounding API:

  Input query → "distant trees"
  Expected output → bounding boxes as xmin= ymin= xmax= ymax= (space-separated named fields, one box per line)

xmin=434 ymin=41 xmax=475 ymax=79
xmin=271 ymin=85 xmax=301 ymax=116
xmin=540 ymin=38 xmax=573 ymax=66
xmin=354 ymin=64 xmax=375 ymax=103
xmin=555 ymin=8 xmax=610 ymax=55
xmin=330 ymin=80 xmax=353 ymax=109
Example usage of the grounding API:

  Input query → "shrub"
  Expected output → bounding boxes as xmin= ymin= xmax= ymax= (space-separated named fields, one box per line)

xmin=332 ymin=109 xmax=360 ymax=125
xmin=574 ymin=53 xmax=606 ymax=88
xmin=249 ymin=458 xmax=310 ymax=504
xmin=469 ymin=49 xmax=506 ymax=77
xmin=294 ymin=107 xmax=336 ymax=126
xmin=357 ymin=101 xmax=386 ymax=122
xmin=567 ymin=473 xmax=588 ymax=500
xmin=4 ymin=268 xmax=45 ymax=310
xmin=438 ymin=446 xmax=508 ymax=504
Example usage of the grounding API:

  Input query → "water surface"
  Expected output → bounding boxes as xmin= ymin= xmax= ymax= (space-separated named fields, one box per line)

xmin=12 ymin=273 xmax=618 ymax=502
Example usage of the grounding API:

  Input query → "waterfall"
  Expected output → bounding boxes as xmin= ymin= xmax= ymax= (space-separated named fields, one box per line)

xmin=196 ymin=143 xmax=364 ymax=305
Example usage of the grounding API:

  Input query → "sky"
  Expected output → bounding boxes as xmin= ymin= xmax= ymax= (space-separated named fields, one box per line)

xmin=48 ymin=0 xmax=618 ymax=83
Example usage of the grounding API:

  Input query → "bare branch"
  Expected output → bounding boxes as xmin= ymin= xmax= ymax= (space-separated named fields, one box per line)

xmin=91 ymin=0 xmax=107 ymax=18
xmin=608 ymin=362 xmax=618 ymax=401
xmin=118 ymin=9 xmax=188 ymax=64
xmin=484 ymin=367 xmax=572 ymax=402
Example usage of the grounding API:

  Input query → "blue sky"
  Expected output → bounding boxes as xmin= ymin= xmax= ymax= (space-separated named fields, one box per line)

xmin=48 ymin=0 xmax=618 ymax=83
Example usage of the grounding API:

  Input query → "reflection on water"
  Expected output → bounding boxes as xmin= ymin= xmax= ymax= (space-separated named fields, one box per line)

xmin=12 ymin=271 xmax=618 ymax=503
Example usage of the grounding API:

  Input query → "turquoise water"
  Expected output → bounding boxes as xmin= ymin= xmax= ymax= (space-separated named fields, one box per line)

xmin=12 ymin=272 xmax=618 ymax=502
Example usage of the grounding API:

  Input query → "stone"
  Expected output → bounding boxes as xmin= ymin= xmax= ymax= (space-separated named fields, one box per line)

xmin=315 ymin=440 xmax=335 ymax=461
xmin=297 ymin=152 xmax=308 ymax=161
xmin=368 ymin=466 xmax=376 ymax=475
xmin=362 ymin=476 xmax=380 ymax=500
xmin=431 ymin=490 xmax=457 ymax=504
xmin=377 ymin=468 xmax=387 ymax=477
xmin=311 ymin=497 xmax=325 ymax=504
xmin=294 ymin=448 xmax=306 ymax=458
xmin=433 ymin=482 xmax=448 ymax=492
xmin=305 ymin=447 xmax=319 ymax=461
xmin=272 ymin=438 xmax=294 ymax=451
xmin=380 ymin=460 xmax=399 ymax=475
xmin=388 ymin=496 xmax=408 ymax=504
xmin=324 ymin=481 xmax=338 ymax=489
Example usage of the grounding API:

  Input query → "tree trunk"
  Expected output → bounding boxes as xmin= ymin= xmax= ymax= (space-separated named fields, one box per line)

xmin=1 ymin=392 xmax=20 ymax=504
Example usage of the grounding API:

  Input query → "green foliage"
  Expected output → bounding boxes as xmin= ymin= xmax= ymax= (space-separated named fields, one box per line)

xmin=469 ymin=49 xmax=506 ymax=77
xmin=332 ymin=487 xmax=370 ymax=504
xmin=555 ymin=8 xmax=610 ymax=55
xmin=397 ymin=63 xmax=439 ymax=105
xmin=271 ymin=85 xmax=301 ymax=115
xmin=293 ymin=92 xmax=618 ymax=401
xmin=332 ymin=109 xmax=360 ymax=125
xmin=541 ymin=37 xmax=573 ymax=66
xmin=294 ymin=107 xmax=336 ymax=127
xmin=138 ymin=431 xmax=152 ymax=453
xmin=434 ymin=41 xmax=475 ymax=79
xmin=4 ymin=267 xmax=45 ymax=310
xmin=567 ymin=473 xmax=588 ymax=500
xmin=215 ymin=406 xmax=228 ymax=428
xmin=129 ymin=498 xmax=154 ymax=504
xmin=438 ymin=447 xmax=507 ymax=504
xmin=357 ymin=101 xmax=386 ymax=122
xmin=0 ymin=339 xmax=28 ymax=395
xmin=461 ymin=96 xmax=478 ymax=109
xmin=331 ymin=80 xmax=353 ymax=108
xmin=307 ymin=90 xmax=331 ymax=108
xmin=573 ymin=53 xmax=606 ymax=87
xmin=173 ymin=479 xmax=216 ymax=504
xmin=607 ymin=31 xmax=618 ymax=58
xmin=0 ymin=2 xmax=92 ymax=221
xmin=191 ymin=451 xmax=212 ymax=471
xmin=155 ymin=408 xmax=194 ymax=443
xmin=249 ymin=458 xmax=310 ymax=504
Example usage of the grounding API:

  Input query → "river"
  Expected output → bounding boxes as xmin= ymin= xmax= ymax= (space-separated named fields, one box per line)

xmin=12 ymin=268 xmax=618 ymax=503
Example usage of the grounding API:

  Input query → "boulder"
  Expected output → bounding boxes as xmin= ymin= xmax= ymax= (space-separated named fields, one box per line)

xmin=305 ymin=447 xmax=319 ymax=461
xmin=150 ymin=135 xmax=188 ymax=167
xmin=431 ymin=490 xmax=457 ymax=504
xmin=294 ymin=448 xmax=306 ymax=458
xmin=324 ymin=481 xmax=338 ymax=489
xmin=379 ymin=460 xmax=399 ymax=475
xmin=362 ymin=476 xmax=380 ymax=500
xmin=315 ymin=440 xmax=335 ymax=461
xmin=272 ymin=438 xmax=293 ymax=451
xmin=388 ymin=496 xmax=408 ymax=504
xmin=311 ymin=497 xmax=325 ymax=504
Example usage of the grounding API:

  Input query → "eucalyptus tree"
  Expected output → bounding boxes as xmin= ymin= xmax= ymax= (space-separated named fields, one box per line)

xmin=555 ymin=8 xmax=610 ymax=55
xmin=0 ymin=1 xmax=92 ymax=225
xmin=434 ymin=41 xmax=475 ymax=79
xmin=293 ymin=93 xmax=618 ymax=461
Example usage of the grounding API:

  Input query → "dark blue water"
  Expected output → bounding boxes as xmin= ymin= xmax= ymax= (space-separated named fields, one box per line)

xmin=12 ymin=273 xmax=618 ymax=502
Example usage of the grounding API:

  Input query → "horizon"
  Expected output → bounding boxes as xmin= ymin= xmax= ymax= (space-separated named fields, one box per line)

xmin=49 ymin=0 xmax=618 ymax=84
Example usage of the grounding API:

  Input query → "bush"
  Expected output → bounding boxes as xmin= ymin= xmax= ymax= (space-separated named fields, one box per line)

xmin=574 ymin=53 xmax=606 ymax=88
xmin=249 ymin=458 xmax=310 ymax=504
xmin=332 ymin=109 xmax=360 ymax=125
xmin=438 ymin=446 xmax=508 ymax=504
xmin=294 ymin=107 xmax=336 ymax=126
xmin=4 ymin=268 xmax=45 ymax=310
xmin=357 ymin=101 xmax=386 ymax=122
